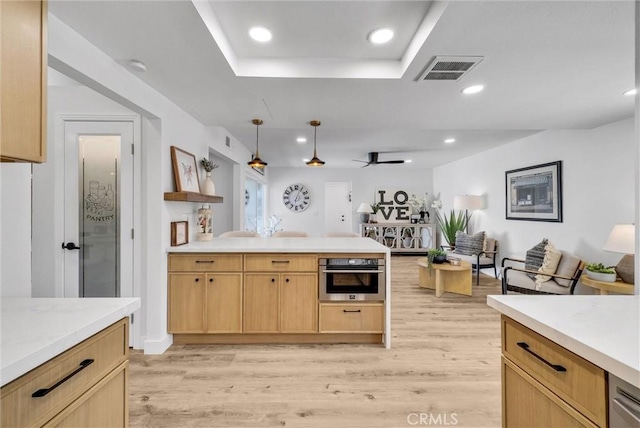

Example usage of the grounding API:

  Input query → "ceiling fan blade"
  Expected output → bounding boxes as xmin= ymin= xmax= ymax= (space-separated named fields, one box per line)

xmin=377 ymin=160 xmax=405 ymax=164
xmin=352 ymin=159 xmax=368 ymax=164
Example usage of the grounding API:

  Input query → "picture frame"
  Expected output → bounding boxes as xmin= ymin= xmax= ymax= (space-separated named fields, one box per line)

xmin=505 ymin=161 xmax=563 ymax=222
xmin=170 ymin=221 xmax=189 ymax=246
xmin=170 ymin=146 xmax=201 ymax=193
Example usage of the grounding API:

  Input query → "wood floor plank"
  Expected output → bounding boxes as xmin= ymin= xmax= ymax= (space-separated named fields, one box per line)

xmin=130 ymin=256 xmax=502 ymax=427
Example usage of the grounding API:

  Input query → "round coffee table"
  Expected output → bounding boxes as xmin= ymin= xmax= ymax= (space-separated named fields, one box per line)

xmin=417 ymin=259 xmax=473 ymax=297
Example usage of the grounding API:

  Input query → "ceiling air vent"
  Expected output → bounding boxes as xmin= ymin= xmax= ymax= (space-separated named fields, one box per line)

xmin=418 ymin=56 xmax=483 ymax=81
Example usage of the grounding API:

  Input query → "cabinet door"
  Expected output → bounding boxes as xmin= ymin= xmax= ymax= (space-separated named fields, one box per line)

xmin=1 ymin=0 xmax=47 ymax=163
xmin=280 ymin=274 xmax=317 ymax=333
xmin=43 ymin=363 xmax=127 ymax=428
xmin=206 ymin=273 xmax=242 ymax=333
xmin=168 ymin=273 xmax=205 ymax=333
xmin=503 ymin=359 xmax=597 ymax=428
xmin=243 ymin=274 xmax=279 ymax=333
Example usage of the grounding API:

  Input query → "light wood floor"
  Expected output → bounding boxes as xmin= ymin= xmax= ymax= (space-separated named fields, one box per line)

xmin=129 ymin=256 xmax=503 ymax=427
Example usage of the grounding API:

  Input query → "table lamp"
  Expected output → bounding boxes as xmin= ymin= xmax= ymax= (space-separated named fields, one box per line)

xmin=356 ymin=203 xmax=373 ymax=223
xmin=603 ymin=224 xmax=635 ymax=284
xmin=453 ymin=195 xmax=484 ymax=233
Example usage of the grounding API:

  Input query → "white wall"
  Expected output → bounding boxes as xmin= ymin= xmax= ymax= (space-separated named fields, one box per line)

xmin=0 ymin=164 xmax=32 ymax=297
xmin=433 ymin=118 xmax=635 ymax=291
xmin=209 ymin=153 xmax=233 ymax=235
xmin=268 ymin=167 xmax=434 ymax=236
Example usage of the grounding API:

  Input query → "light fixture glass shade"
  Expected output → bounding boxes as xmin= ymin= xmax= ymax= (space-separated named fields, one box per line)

xmin=357 ymin=203 xmax=373 ymax=214
xmin=453 ymin=195 xmax=483 ymax=210
xmin=603 ymin=224 xmax=635 ymax=254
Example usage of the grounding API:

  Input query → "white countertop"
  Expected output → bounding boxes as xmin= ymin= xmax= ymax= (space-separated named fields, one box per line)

xmin=1 ymin=298 xmax=140 ymax=386
xmin=168 ymin=237 xmax=391 ymax=253
xmin=487 ymin=295 xmax=640 ymax=388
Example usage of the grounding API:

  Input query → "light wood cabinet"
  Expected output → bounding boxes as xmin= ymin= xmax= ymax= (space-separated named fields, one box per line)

xmin=168 ymin=254 xmax=243 ymax=334
xmin=1 ymin=0 xmax=47 ymax=163
xmin=319 ymin=303 xmax=384 ymax=333
xmin=360 ymin=223 xmax=435 ymax=253
xmin=500 ymin=316 xmax=606 ymax=427
xmin=1 ymin=318 xmax=129 ymax=427
xmin=243 ymin=274 xmax=279 ymax=333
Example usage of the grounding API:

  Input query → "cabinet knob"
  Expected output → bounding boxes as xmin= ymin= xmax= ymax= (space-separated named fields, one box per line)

xmin=209 ymin=278 xmax=214 ymax=283
xmin=285 ymin=278 xmax=290 ymax=283
xmin=271 ymin=278 xmax=276 ymax=282
xmin=195 ymin=278 xmax=199 ymax=282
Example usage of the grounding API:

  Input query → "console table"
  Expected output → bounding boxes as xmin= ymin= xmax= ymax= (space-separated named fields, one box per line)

xmin=360 ymin=222 xmax=435 ymax=253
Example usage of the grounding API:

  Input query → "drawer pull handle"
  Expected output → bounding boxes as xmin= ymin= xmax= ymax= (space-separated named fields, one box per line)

xmin=271 ymin=260 xmax=290 ymax=264
xmin=32 ymin=359 xmax=94 ymax=398
xmin=195 ymin=260 xmax=215 ymax=264
xmin=517 ymin=342 xmax=566 ymax=372
xmin=343 ymin=309 xmax=361 ymax=313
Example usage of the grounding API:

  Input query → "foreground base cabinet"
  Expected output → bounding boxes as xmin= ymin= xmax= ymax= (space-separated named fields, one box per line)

xmin=168 ymin=253 xmax=384 ymax=345
xmin=1 ymin=318 xmax=129 ymax=427
xmin=501 ymin=316 xmax=607 ymax=427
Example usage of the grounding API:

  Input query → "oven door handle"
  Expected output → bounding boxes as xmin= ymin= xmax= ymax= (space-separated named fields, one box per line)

xmin=321 ymin=269 xmax=385 ymax=274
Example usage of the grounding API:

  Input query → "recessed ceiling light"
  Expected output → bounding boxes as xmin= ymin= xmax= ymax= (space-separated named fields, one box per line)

xmin=444 ymin=138 xmax=456 ymax=144
xmin=249 ymin=26 xmax=272 ymax=42
xmin=368 ymin=28 xmax=394 ymax=45
xmin=462 ymin=85 xmax=484 ymax=95
xmin=623 ymin=88 xmax=638 ymax=96
xmin=296 ymin=137 xmax=307 ymax=143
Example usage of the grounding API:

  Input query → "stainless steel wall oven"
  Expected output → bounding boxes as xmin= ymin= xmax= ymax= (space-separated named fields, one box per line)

xmin=319 ymin=257 xmax=385 ymax=301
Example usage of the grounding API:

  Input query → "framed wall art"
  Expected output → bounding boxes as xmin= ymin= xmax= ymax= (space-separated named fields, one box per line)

xmin=505 ymin=161 xmax=563 ymax=222
xmin=170 ymin=146 xmax=200 ymax=193
xmin=170 ymin=220 xmax=188 ymax=246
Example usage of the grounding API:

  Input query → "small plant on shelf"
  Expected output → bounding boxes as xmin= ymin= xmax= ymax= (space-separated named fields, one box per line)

xmin=200 ymin=158 xmax=219 ymax=172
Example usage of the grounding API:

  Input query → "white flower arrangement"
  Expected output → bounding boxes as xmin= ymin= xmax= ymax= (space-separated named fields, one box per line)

xmin=408 ymin=193 xmax=430 ymax=213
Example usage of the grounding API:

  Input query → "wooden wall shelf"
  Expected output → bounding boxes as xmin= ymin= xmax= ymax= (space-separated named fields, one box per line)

xmin=164 ymin=192 xmax=223 ymax=203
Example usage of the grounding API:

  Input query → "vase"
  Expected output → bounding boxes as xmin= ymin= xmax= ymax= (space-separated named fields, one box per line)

xmin=370 ymin=213 xmax=377 ymax=223
xmin=196 ymin=206 xmax=213 ymax=241
xmin=201 ymin=172 xmax=216 ymax=196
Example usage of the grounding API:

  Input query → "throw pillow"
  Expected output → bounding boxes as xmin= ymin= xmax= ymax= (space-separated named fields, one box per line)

xmin=525 ymin=239 xmax=548 ymax=280
xmin=454 ymin=231 xmax=486 ymax=256
xmin=554 ymin=253 xmax=581 ymax=287
xmin=535 ymin=241 xmax=562 ymax=284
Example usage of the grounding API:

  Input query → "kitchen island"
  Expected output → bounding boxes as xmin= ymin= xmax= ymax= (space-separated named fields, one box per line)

xmin=487 ymin=295 xmax=639 ymax=427
xmin=168 ymin=237 xmax=392 ymax=348
xmin=1 ymin=298 xmax=140 ymax=427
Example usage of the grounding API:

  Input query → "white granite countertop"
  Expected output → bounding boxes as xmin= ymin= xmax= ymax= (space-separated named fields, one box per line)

xmin=487 ymin=295 xmax=640 ymax=388
xmin=168 ymin=237 xmax=391 ymax=253
xmin=1 ymin=298 xmax=140 ymax=386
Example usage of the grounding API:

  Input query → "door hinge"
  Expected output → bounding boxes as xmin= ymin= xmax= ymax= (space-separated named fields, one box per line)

xmin=130 ymin=313 xmax=134 ymax=324
xmin=131 ymin=229 xmax=134 ymax=239
xmin=131 ymin=144 xmax=134 ymax=155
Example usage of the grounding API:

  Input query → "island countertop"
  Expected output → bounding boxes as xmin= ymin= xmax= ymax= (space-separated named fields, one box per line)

xmin=1 ymin=298 xmax=140 ymax=386
xmin=487 ymin=294 xmax=640 ymax=388
xmin=168 ymin=237 xmax=391 ymax=253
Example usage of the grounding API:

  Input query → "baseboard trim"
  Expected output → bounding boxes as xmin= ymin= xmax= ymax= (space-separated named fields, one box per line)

xmin=173 ymin=333 xmax=383 ymax=345
xmin=143 ymin=334 xmax=173 ymax=354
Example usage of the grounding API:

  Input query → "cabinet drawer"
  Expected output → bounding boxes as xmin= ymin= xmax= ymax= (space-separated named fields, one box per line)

xmin=1 ymin=318 xmax=128 ymax=428
xmin=502 ymin=316 xmax=606 ymax=427
xmin=244 ymin=254 xmax=317 ymax=272
xmin=319 ymin=303 xmax=383 ymax=333
xmin=169 ymin=254 xmax=243 ymax=272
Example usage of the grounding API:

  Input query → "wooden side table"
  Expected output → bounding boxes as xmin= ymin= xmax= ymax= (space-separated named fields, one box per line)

xmin=418 ymin=259 xmax=472 ymax=297
xmin=580 ymin=275 xmax=634 ymax=295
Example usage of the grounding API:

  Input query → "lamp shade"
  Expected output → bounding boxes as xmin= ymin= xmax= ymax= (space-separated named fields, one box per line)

xmin=603 ymin=224 xmax=635 ymax=254
xmin=357 ymin=203 xmax=373 ymax=213
xmin=453 ymin=195 xmax=483 ymax=210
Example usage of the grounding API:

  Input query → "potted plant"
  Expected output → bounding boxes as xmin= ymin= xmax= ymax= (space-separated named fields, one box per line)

xmin=427 ymin=248 xmax=448 ymax=266
xmin=435 ymin=210 xmax=468 ymax=247
xmin=370 ymin=202 xmax=381 ymax=223
xmin=199 ymin=158 xmax=219 ymax=196
xmin=585 ymin=263 xmax=617 ymax=282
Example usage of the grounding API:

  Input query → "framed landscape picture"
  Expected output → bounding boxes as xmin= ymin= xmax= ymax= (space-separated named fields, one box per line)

xmin=505 ymin=161 xmax=562 ymax=222
xmin=170 ymin=146 xmax=200 ymax=193
xmin=171 ymin=221 xmax=188 ymax=246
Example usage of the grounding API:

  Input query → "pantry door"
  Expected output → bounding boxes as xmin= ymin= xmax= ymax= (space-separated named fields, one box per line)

xmin=62 ymin=120 xmax=134 ymax=299
xmin=324 ymin=182 xmax=353 ymax=234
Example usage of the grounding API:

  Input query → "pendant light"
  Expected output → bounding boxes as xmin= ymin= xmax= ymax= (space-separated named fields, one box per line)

xmin=306 ymin=120 xmax=325 ymax=166
xmin=248 ymin=118 xmax=268 ymax=168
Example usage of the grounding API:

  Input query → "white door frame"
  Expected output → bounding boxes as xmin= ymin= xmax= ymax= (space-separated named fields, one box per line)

xmin=55 ymin=115 xmax=142 ymax=349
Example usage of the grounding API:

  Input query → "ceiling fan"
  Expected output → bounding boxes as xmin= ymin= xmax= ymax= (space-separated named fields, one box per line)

xmin=353 ymin=152 xmax=406 ymax=167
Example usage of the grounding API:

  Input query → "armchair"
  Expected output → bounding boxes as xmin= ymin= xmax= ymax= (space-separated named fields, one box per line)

xmin=443 ymin=237 xmax=498 ymax=285
xmin=502 ymin=253 xmax=585 ymax=295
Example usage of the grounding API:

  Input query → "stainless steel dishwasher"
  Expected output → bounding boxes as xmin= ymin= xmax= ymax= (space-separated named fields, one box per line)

xmin=609 ymin=374 xmax=640 ymax=427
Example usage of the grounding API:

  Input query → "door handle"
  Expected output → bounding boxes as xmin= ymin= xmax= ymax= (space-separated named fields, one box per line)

xmin=61 ymin=242 xmax=81 ymax=250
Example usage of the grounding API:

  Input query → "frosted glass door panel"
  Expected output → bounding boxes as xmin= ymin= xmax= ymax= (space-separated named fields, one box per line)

xmin=80 ymin=135 xmax=120 ymax=297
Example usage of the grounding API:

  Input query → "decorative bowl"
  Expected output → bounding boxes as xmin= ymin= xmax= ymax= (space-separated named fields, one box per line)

xmin=448 ymin=257 xmax=461 ymax=266
xmin=586 ymin=270 xmax=616 ymax=283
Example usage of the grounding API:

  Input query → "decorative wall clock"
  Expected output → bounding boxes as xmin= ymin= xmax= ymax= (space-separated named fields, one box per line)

xmin=282 ymin=183 xmax=310 ymax=212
